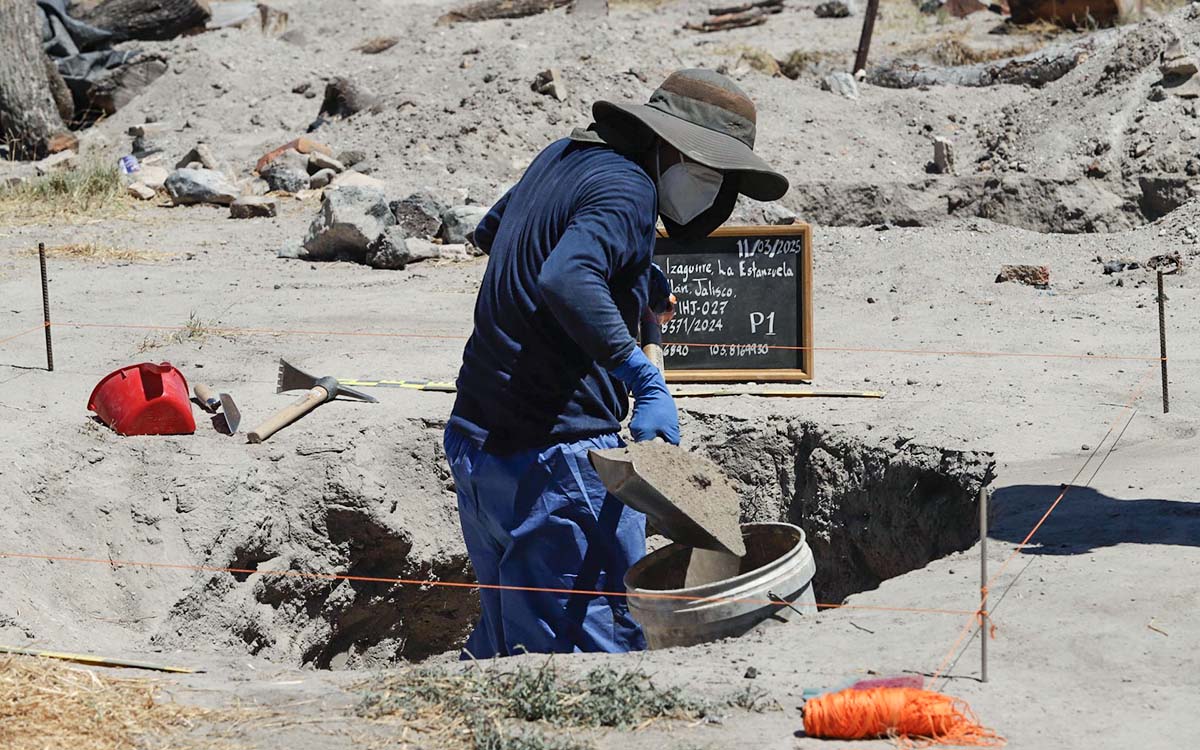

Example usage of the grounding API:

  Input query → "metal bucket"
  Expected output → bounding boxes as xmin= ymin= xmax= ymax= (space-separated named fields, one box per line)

xmin=624 ymin=522 xmax=817 ymax=649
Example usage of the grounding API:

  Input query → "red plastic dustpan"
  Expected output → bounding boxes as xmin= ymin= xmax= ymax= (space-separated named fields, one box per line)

xmin=87 ymin=362 xmax=196 ymax=436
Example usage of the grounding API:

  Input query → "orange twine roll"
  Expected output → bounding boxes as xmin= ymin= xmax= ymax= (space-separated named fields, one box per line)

xmin=803 ymin=687 xmax=1005 ymax=747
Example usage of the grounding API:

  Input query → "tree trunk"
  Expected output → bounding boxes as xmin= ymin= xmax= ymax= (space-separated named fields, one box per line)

xmin=79 ymin=0 xmax=211 ymax=41
xmin=43 ymin=54 xmax=75 ymax=125
xmin=0 ymin=0 xmax=68 ymax=160
xmin=867 ymin=33 xmax=1114 ymax=89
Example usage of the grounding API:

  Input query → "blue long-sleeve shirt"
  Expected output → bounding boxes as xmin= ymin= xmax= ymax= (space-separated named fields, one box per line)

xmin=448 ymin=138 xmax=658 ymax=454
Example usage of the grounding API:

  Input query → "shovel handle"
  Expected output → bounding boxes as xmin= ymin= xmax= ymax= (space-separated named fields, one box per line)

xmin=193 ymin=383 xmax=220 ymax=410
xmin=247 ymin=387 xmax=328 ymax=444
xmin=640 ymin=308 xmax=665 ymax=373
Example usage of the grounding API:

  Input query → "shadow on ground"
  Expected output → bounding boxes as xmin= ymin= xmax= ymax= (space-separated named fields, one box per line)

xmin=991 ymin=485 xmax=1200 ymax=555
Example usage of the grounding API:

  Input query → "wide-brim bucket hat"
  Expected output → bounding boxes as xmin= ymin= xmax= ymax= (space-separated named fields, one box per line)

xmin=594 ymin=69 xmax=789 ymax=202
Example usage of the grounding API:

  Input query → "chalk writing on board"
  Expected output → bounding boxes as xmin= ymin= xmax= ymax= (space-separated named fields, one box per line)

xmin=652 ymin=225 xmax=812 ymax=381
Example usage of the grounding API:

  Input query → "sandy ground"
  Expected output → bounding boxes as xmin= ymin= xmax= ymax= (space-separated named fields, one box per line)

xmin=2 ymin=0 xmax=1199 ymax=747
xmin=2 ymin=202 xmax=1195 ymax=748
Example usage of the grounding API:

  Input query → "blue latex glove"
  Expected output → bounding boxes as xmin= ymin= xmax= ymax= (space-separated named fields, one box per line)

xmin=610 ymin=347 xmax=680 ymax=445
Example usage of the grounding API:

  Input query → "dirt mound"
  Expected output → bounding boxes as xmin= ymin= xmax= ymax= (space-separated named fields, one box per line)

xmin=968 ymin=7 xmax=1200 ymax=231
xmin=0 ymin=408 xmax=475 ymax=669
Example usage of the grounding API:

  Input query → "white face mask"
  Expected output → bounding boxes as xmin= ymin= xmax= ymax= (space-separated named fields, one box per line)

xmin=656 ymin=149 xmax=723 ymax=226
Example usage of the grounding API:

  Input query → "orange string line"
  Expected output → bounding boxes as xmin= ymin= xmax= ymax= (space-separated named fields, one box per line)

xmin=0 ymin=322 xmax=49 ymax=346
xmin=0 ymin=550 xmax=976 ymax=616
xmin=55 ymin=321 xmax=470 ymax=341
xmin=17 ymin=320 xmax=1165 ymax=362
xmin=930 ymin=609 xmax=984 ymax=685
xmin=931 ymin=365 xmax=1156 ymax=684
xmin=985 ymin=366 xmax=1157 ymax=591
xmin=664 ymin=341 xmax=1164 ymax=362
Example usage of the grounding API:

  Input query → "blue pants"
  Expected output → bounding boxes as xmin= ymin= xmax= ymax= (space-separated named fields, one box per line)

xmin=444 ymin=428 xmax=647 ymax=658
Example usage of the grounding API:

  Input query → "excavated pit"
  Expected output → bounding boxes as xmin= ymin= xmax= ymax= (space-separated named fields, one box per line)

xmin=148 ymin=413 xmax=992 ymax=665
xmin=2 ymin=412 xmax=991 ymax=669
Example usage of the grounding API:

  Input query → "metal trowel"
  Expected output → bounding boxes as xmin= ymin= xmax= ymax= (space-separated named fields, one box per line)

xmin=194 ymin=383 xmax=242 ymax=434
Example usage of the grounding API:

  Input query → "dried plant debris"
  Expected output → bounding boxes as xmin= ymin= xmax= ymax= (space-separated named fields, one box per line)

xmin=0 ymin=655 xmax=202 ymax=750
xmin=32 ymin=242 xmax=170 ymax=263
xmin=354 ymin=36 xmax=400 ymax=54
xmin=356 ymin=661 xmax=709 ymax=749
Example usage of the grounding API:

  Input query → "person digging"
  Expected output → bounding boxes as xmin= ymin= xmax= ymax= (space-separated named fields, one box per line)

xmin=445 ymin=69 xmax=790 ymax=657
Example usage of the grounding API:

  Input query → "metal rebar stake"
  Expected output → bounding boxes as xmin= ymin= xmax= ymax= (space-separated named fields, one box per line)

xmin=853 ymin=0 xmax=881 ymax=75
xmin=1158 ymin=270 xmax=1168 ymax=414
xmin=38 ymin=242 xmax=53 ymax=372
xmin=979 ymin=485 xmax=989 ymax=683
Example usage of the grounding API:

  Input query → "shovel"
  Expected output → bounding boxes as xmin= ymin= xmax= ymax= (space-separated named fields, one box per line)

xmin=592 ymin=312 xmax=747 ymax=586
xmin=589 ymin=444 xmax=746 ymax=556
xmin=591 ymin=443 xmax=747 ymax=586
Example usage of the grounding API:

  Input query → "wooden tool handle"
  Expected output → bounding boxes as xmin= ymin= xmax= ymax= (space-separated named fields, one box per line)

xmin=193 ymin=383 xmax=219 ymax=409
xmin=247 ymin=387 xmax=327 ymax=444
xmin=640 ymin=308 xmax=665 ymax=373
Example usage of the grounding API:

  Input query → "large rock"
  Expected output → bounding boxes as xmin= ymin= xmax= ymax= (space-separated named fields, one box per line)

xmin=365 ymin=227 xmax=446 ymax=270
xmin=136 ymin=165 xmax=170 ymax=190
xmin=308 ymin=168 xmax=336 ymax=189
xmin=390 ymin=192 xmax=447 ymax=239
xmin=366 ymin=230 xmax=471 ymax=270
xmin=331 ymin=171 xmax=385 ymax=190
xmin=302 ymin=186 xmax=395 ymax=261
xmin=439 ymin=205 xmax=489 ymax=245
xmin=821 ymin=71 xmax=859 ymax=100
xmin=261 ymin=150 xmax=310 ymax=193
xmin=127 ymin=182 xmax=156 ymax=200
xmin=307 ymin=152 xmax=345 ymax=174
xmin=262 ymin=166 xmax=309 ymax=193
xmin=165 ymin=168 xmax=239 ymax=206
xmin=230 ymin=196 xmax=279 ymax=219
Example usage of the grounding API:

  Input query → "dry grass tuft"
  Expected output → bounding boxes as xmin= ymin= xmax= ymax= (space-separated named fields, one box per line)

xmin=137 ymin=312 xmax=216 ymax=352
xmin=925 ymin=35 xmax=1043 ymax=66
xmin=0 ymin=655 xmax=202 ymax=750
xmin=34 ymin=242 xmax=170 ymax=263
xmin=777 ymin=49 xmax=844 ymax=79
xmin=0 ymin=161 xmax=129 ymax=224
xmin=738 ymin=48 xmax=783 ymax=76
xmin=891 ymin=25 xmax=1046 ymax=67
xmin=357 ymin=661 xmax=711 ymax=750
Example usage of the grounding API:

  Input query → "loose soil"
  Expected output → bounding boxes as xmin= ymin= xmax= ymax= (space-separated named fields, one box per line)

xmin=600 ymin=441 xmax=748 ymax=556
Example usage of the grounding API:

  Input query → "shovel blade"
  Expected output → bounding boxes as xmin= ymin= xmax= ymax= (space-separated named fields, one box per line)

xmin=589 ymin=446 xmax=745 ymax=556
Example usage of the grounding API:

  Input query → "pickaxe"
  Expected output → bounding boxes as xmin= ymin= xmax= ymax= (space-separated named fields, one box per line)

xmin=247 ymin=359 xmax=377 ymax=444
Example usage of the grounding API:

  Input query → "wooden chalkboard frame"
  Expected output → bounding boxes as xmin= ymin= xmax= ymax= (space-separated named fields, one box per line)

xmin=655 ymin=224 xmax=814 ymax=384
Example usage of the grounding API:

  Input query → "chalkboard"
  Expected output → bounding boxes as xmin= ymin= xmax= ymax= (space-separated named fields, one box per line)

xmin=653 ymin=224 xmax=813 ymax=383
